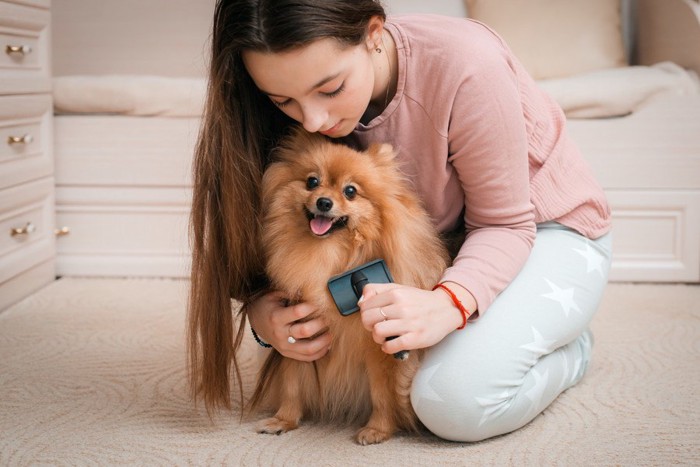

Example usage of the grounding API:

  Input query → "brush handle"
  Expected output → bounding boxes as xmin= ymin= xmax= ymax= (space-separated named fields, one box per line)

xmin=351 ymin=271 xmax=409 ymax=361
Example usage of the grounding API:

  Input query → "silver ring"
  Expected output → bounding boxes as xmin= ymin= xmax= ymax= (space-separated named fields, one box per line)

xmin=379 ymin=307 xmax=388 ymax=321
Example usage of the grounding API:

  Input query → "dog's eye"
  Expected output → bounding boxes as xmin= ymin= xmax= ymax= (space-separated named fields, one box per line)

xmin=306 ymin=177 xmax=320 ymax=190
xmin=343 ymin=185 xmax=357 ymax=200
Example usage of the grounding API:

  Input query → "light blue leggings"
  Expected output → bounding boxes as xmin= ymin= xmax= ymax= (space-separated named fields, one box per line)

xmin=411 ymin=222 xmax=612 ymax=442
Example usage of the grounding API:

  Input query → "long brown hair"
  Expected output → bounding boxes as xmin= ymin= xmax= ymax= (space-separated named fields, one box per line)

xmin=187 ymin=0 xmax=387 ymax=414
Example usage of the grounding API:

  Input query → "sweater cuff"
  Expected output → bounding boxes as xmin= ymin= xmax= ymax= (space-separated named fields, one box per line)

xmin=439 ymin=269 xmax=492 ymax=318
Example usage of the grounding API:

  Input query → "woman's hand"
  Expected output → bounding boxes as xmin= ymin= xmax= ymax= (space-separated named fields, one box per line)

xmin=358 ymin=282 xmax=476 ymax=355
xmin=246 ymin=291 xmax=331 ymax=362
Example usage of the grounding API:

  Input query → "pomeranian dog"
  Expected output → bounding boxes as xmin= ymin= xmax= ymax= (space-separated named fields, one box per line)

xmin=250 ymin=127 xmax=449 ymax=445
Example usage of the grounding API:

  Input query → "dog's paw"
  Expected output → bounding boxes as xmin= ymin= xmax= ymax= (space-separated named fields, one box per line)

xmin=255 ymin=416 xmax=299 ymax=435
xmin=355 ymin=426 xmax=392 ymax=445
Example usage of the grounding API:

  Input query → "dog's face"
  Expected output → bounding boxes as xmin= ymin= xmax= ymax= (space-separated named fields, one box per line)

xmin=262 ymin=132 xmax=400 ymax=247
xmin=304 ymin=170 xmax=359 ymax=237
xmin=303 ymin=145 xmax=390 ymax=240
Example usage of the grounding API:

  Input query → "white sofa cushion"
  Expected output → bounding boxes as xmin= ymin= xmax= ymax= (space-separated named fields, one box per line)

xmin=53 ymin=75 xmax=206 ymax=117
xmin=51 ymin=62 xmax=700 ymax=120
xmin=537 ymin=62 xmax=700 ymax=118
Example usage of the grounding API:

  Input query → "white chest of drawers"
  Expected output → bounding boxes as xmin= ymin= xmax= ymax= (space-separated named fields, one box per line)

xmin=0 ymin=0 xmax=55 ymax=310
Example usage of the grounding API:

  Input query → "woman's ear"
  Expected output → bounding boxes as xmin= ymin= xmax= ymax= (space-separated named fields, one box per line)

xmin=365 ymin=15 xmax=385 ymax=52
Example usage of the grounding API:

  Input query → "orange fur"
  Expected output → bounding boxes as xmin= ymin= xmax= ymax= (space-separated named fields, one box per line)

xmin=251 ymin=128 xmax=449 ymax=444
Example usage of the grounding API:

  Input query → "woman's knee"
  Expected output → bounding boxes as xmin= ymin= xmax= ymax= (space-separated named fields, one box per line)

xmin=411 ymin=332 xmax=596 ymax=443
xmin=410 ymin=373 xmax=501 ymax=442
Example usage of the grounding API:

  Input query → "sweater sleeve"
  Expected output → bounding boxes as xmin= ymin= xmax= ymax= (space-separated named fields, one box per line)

xmin=439 ymin=39 xmax=536 ymax=315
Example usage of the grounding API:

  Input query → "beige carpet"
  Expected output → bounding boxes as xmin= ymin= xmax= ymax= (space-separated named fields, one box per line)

xmin=0 ymin=278 xmax=698 ymax=466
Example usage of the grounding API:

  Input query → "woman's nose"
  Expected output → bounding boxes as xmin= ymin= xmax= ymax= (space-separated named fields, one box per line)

xmin=301 ymin=105 xmax=328 ymax=133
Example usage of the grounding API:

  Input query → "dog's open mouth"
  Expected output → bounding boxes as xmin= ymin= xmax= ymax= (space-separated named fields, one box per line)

xmin=305 ymin=209 xmax=348 ymax=236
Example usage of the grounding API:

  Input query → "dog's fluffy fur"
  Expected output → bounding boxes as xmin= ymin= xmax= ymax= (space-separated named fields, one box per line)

xmin=250 ymin=128 xmax=449 ymax=445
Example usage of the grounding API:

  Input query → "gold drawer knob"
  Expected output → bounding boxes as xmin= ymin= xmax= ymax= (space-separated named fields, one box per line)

xmin=55 ymin=226 xmax=71 ymax=237
xmin=7 ymin=134 xmax=33 ymax=145
xmin=5 ymin=44 xmax=32 ymax=56
xmin=11 ymin=222 xmax=35 ymax=237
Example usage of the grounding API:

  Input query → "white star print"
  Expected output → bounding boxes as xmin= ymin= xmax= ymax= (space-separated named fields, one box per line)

xmin=569 ymin=351 xmax=584 ymax=386
xmin=571 ymin=331 xmax=593 ymax=386
xmin=475 ymin=389 xmax=513 ymax=427
xmin=542 ymin=279 xmax=581 ymax=317
xmin=520 ymin=368 xmax=550 ymax=424
xmin=558 ymin=349 xmax=582 ymax=390
xmin=574 ymin=242 xmax=605 ymax=276
xmin=520 ymin=327 xmax=557 ymax=364
xmin=560 ymin=351 xmax=571 ymax=390
xmin=410 ymin=362 xmax=444 ymax=412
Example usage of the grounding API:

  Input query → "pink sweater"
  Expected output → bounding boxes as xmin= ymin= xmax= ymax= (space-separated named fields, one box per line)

xmin=348 ymin=15 xmax=611 ymax=314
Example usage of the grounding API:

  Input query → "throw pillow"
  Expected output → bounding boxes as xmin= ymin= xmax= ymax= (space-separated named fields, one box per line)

xmin=465 ymin=0 xmax=627 ymax=79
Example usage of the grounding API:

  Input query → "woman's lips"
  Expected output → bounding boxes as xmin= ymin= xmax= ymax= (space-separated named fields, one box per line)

xmin=319 ymin=121 xmax=342 ymax=136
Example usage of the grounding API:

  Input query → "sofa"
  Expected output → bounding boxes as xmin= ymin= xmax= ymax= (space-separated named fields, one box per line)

xmin=51 ymin=0 xmax=700 ymax=282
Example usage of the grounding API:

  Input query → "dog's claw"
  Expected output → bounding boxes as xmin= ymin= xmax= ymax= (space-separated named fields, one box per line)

xmin=256 ymin=416 xmax=298 ymax=435
xmin=355 ymin=426 xmax=392 ymax=445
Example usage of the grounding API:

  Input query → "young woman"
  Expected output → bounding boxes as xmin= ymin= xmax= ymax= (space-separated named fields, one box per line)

xmin=188 ymin=0 xmax=612 ymax=442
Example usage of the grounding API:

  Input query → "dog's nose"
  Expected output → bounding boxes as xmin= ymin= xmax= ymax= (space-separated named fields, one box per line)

xmin=316 ymin=197 xmax=333 ymax=212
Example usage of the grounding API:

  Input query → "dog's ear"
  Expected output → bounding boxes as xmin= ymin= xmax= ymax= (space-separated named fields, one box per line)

xmin=366 ymin=142 xmax=396 ymax=165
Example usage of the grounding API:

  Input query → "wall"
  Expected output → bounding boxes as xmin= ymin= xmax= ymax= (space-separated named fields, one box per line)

xmin=52 ymin=0 xmax=636 ymax=78
xmin=52 ymin=0 xmax=215 ymax=77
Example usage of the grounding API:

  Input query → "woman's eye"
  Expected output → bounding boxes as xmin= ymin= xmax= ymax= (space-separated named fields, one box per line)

xmin=271 ymin=98 xmax=291 ymax=108
xmin=306 ymin=177 xmax=320 ymax=190
xmin=323 ymin=84 xmax=345 ymax=98
xmin=343 ymin=185 xmax=357 ymax=199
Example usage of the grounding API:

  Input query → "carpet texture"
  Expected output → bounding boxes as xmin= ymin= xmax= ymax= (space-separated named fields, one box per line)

xmin=0 ymin=278 xmax=698 ymax=466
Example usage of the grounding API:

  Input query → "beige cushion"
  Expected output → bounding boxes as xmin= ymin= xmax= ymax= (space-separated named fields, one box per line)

xmin=465 ymin=0 xmax=627 ymax=79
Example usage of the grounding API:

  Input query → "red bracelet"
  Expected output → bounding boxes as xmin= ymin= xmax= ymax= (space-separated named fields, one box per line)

xmin=432 ymin=283 xmax=470 ymax=330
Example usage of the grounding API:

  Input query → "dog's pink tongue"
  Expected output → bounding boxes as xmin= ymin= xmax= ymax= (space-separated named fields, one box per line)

xmin=310 ymin=216 xmax=333 ymax=236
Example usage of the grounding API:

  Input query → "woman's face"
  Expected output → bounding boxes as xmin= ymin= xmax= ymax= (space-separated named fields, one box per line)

xmin=242 ymin=36 xmax=379 ymax=138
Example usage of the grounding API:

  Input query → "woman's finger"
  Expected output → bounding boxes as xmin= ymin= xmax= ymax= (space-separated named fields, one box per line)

xmin=282 ymin=330 xmax=332 ymax=361
xmin=289 ymin=318 xmax=328 ymax=341
xmin=359 ymin=282 xmax=400 ymax=303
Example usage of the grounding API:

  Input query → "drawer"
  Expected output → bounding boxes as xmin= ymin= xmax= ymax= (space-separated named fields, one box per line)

xmin=54 ymin=116 xmax=197 ymax=187
xmin=56 ymin=207 xmax=190 ymax=256
xmin=55 ymin=185 xmax=192 ymax=278
xmin=607 ymin=190 xmax=700 ymax=282
xmin=0 ymin=94 xmax=52 ymax=189
xmin=0 ymin=194 xmax=46 ymax=257
xmin=0 ymin=176 xmax=55 ymax=284
xmin=0 ymin=257 xmax=53 ymax=311
xmin=0 ymin=0 xmax=51 ymax=94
